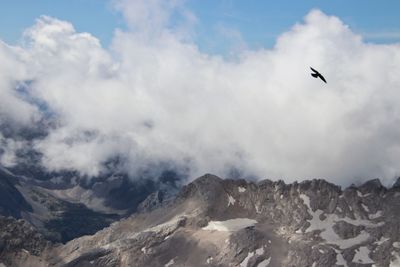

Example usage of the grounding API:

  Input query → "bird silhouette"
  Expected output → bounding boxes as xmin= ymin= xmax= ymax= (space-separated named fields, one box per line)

xmin=310 ymin=67 xmax=327 ymax=83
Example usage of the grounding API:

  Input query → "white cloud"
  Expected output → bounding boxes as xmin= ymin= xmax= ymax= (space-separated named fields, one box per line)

xmin=0 ymin=41 xmax=39 ymax=126
xmin=112 ymin=0 xmax=196 ymax=40
xmin=1 ymin=4 xmax=400 ymax=186
xmin=0 ymin=133 xmax=27 ymax=167
xmin=215 ymin=24 xmax=248 ymax=56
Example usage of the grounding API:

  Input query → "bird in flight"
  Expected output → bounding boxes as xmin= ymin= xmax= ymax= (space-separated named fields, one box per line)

xmin=310 ymin=67 xmax=327 ymax=83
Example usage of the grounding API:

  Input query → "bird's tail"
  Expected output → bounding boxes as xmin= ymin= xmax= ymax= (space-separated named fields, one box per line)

xmin=311 ymin=73 xmax=318 ymax=78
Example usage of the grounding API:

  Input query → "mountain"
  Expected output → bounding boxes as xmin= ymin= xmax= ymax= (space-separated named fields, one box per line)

xmin=0 ymin=168 xmax=33 ymax=218
xmin=0 ymin=166 xmax=181 ymax=243
xmin=2 ymin=174 xmax=400 ymax=266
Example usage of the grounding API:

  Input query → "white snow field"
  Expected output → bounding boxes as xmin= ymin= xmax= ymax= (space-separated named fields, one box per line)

xmin=203 ymin=218 xmax=257 ymax=232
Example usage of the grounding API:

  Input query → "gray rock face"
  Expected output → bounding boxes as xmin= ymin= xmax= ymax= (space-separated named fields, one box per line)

xmin=2 ymin=174 xmax=400 ymax=267
xmin=332 ymin=221 xmax=364 ymax=239
xmin=137 ymin=191 xmax=166 ymax=213
xmin=393 ymin=177 xmax=400 ymax=188
xmin=0 ymin=216 xmax=50 ymax=266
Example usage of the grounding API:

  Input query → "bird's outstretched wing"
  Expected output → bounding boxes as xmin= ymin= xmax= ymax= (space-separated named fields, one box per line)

xmin=310 ymin=66 xmax=318 ymax=74
xmin=319 ymin=74 xmax=327 ymax=83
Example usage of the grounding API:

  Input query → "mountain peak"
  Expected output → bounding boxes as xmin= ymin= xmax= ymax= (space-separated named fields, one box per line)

xmin=359 ymin=178 xmax=385 ymax=193
xmin=392 ymin=177 xmax=400 ymax=188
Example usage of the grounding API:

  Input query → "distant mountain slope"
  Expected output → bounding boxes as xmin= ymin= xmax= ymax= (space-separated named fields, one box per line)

xmin=0 ymin=168 xmax=32 ymax=218
xmin=0 ymin=166 xmax=180 ymax=243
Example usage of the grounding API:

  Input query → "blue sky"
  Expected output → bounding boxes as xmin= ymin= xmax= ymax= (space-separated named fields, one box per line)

xmin=1 ymin=0 xmax=400 ymax=53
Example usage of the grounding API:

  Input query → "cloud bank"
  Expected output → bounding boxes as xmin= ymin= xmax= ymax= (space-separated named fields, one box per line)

xmin=1 ymin=0 xmax=400 ymax=186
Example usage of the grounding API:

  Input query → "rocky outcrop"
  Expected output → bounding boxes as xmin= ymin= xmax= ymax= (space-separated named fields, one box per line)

xmin=0 ymin=216 xmax=51 ymax=266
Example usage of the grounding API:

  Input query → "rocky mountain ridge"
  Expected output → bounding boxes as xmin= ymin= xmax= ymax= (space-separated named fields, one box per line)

xmin=1 ymin=174 xmax=400 ymax=266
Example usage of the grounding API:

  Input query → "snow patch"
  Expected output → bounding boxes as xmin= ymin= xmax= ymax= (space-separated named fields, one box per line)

xmin=240 ymin=246 xmax=264 ymax=267
xmin=257 ymin=257 xmax=271 ymax=267
xmin=352 ymin=246 xmax=374 ymax=264
xmin=375 ymin=236 xmax=390 ymax=246
xmin=337 ymin=207 xmax=343 ymax=213
xmin=361 ymin=204 xmax=370 ymax=212
xmin=341 ymin=214 xmax=383 ymax=227
xmin=240 ymin=251 xmax=254 ymax=267
xmin=336 ymin=231 xmax=371 ymax=249
xmin=390 ymin=251 xmax=400 ymax=267
xmin=255 ymin=246 xmax=265 ymax=255
xmin=238 ymin=186 xmax=246 ymax=193
xmin=369 ymin=210 xmax=383 ymax=219
xmin=255 ymin=204 xmax=261 ymax=214
xmin=203 ymin=218 xmax=257 ymax=232
xmin=228 ymin=195 xmax=236 ymax=206
xmin=304 ymin=205 xmax=379 ymax=249
xmin=357 ymin=191 xmax=371 ymax=198
xmin=207 ymin=257 xmax=213 ymax=264
xmin=393 ymin=242 xmax=400 ymax=249
xmin=300 ymin=194 xmax=311 ymax=210
xmin=334 ymin=249 xmax=348 ymax=267
xmin=165 ymin=259 xmax=175 ymax=267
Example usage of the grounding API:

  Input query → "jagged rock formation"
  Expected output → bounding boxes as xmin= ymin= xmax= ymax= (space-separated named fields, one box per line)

xmin=0 ymin=216 xmax=51 ymax=266
xmin=1 ymin=174 xmax=400 ymax=267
